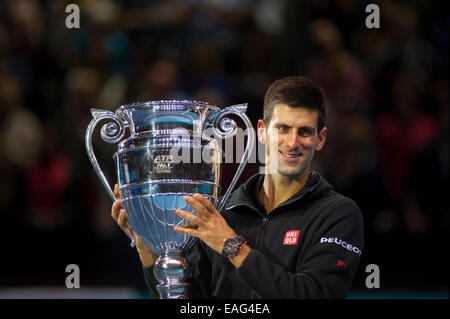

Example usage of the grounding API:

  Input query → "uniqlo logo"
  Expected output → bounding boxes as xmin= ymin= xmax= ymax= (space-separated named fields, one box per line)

xmin=283 ymin=230 xmax=300 ymax=245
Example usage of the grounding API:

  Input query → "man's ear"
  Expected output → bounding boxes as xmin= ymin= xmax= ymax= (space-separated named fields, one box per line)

xmin=257 ymin=119 xmax=267 ymax=144
xmin=315 ymin=127 xmax=327 ymax=151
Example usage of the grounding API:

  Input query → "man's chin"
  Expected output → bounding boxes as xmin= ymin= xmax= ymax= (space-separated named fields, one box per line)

xmin=276 ymin=167 xmax=306 ymax=179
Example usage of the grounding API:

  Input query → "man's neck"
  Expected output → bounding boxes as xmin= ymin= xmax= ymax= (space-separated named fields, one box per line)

xmin=260 ymin=170 xmax=309 ymax=214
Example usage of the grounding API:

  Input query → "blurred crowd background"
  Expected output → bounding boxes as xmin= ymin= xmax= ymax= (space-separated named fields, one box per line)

xmin=0 ymin=0 xmax=448 ymax=297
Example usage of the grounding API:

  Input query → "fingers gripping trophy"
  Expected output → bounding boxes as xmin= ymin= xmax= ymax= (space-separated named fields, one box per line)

xmin=85 ymin=100 xmax=255 ymax=299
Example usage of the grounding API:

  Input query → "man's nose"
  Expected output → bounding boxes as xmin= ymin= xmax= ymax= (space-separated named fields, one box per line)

xmin=285 ymin=131 xmax=299 ymax=149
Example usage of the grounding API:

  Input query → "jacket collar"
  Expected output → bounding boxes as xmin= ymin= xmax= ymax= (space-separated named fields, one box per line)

xmin=224 ymin=170 xmax=333 ymax=215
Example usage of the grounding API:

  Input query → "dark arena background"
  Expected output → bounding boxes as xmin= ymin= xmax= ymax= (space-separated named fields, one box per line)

xmin=0 ymin=0 xmax=447 ymax=300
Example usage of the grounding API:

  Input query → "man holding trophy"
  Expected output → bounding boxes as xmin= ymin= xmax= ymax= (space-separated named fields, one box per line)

xmin=107 ymin=76 xmax=364 ymax=298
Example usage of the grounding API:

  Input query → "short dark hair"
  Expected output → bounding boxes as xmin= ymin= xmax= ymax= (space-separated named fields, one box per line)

xmin=263 ymin=76 xmax=326 ymax=132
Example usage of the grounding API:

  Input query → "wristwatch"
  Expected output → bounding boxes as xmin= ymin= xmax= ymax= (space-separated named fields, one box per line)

xmin=222 ymin=235 xmax=247 ymax=258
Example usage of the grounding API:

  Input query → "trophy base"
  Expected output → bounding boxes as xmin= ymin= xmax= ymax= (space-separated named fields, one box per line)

xmin=153 ymin=250 xmax=190 ymax=299
xmin=156 ymin=283 xmax=189 ymax=299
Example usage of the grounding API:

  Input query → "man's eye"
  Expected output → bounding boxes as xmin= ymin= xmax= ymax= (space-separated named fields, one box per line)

xmin=278 ymin=125 xmax=288 ymax=132
xmin=298 ymin=128 xmax=313 ymax=136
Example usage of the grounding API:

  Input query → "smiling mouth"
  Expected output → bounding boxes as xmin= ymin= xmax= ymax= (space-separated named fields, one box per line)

xmin=280 ymin=151 xmax=302 ymax=158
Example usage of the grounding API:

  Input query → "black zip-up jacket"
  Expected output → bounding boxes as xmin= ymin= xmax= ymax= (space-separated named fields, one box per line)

xmin=143 ymin=170 xmax=364 ymax=298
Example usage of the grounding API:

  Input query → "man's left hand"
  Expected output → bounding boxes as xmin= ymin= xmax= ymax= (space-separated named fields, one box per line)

xmin=173 ymin=193 xmax=236 ymax=255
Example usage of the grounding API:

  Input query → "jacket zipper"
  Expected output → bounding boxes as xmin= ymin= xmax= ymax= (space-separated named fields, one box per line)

xmin=255 ymin=216 xmax=269 ymax=250
xmin=250 ymin=216 xmax=269 ymax=299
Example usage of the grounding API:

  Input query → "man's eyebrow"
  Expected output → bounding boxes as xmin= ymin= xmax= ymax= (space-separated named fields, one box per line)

xmin=298 ymin=126 xmax=315 ymax=131
xmin=272 ymin=122 xmax=290 ymax=127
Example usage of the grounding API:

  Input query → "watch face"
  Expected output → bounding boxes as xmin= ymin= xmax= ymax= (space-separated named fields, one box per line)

xmin=224 ymin=241 xmax=236 ymax=253
xmin=223 ymin=236 xmax=244 ymax=257
xmin=223 ymin=245 xmax=234 ymax=255
xmin=229 ymin=237 xmax=239 ymax=247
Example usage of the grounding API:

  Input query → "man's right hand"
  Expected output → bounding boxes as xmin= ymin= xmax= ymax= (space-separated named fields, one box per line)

xmin=111 ymin=184 xmax=158 ymax=268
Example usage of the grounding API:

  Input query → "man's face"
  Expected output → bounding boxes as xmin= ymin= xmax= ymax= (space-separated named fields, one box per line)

xmin=258 ymin=103 xmax=327 ymax=180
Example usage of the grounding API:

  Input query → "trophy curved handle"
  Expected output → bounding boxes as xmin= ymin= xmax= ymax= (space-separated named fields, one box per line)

xmin=85 ymin=109 xmax=126 ymax=200
xmin=210 ymin=103 xmax=255 ymax=213
xmin=85 ymin=108 xmax=136 ymax=247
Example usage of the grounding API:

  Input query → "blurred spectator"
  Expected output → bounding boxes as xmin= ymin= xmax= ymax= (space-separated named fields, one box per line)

xmin=136 ymin=59 xmax=186 ymax=101
xmin=376 ymin=67 xmax=438 ymax=199
xmin=25 ymin=125 xmax=70 ymax=230
xmin=0 ymin=72 xmax=43 ymax=169
xmin=404 ymin=77 xmax=448 ymax=237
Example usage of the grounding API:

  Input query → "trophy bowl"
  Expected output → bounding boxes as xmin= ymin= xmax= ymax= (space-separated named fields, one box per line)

xmin=85 ymin=100 xmax=254 ymax=298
